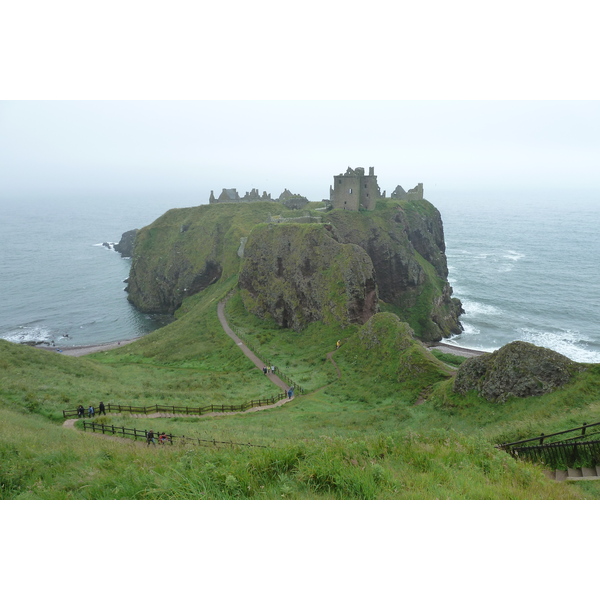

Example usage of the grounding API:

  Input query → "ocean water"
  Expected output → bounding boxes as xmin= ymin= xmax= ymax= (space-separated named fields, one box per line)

xmin=1 ymin=189 xmax=599 ymax=363
xmin=433 ymin=190 xmax=600 ymax=363
xmin=0 ymin=192 xmax=199 ymax=348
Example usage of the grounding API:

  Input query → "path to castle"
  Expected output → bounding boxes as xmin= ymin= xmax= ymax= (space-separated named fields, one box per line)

xmin=62 ymin=297 xmax=293 ymax=431
xmin=216 ymin=298 xmax=292 ymax=395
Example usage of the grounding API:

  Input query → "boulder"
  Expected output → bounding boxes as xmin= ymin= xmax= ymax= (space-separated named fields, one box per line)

xmin=453 ymin=341 xmax=585 ymax=402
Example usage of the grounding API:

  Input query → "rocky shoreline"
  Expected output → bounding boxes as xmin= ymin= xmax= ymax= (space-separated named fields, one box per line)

xmin=42 ymin=337 xmax=487 ymax=359
xmin=41 ymin=338 xmax=141 ymax=357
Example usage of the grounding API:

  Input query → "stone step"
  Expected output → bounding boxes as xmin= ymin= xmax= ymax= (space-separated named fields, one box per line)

xmin=546 ymin=466 xmax=600 ymax=481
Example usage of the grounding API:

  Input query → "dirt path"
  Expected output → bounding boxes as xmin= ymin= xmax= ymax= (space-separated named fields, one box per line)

xmin=217 ymin=298 xmax=291 ymax=395
xmin=326 ymin=350 xmax=342 ymax=379
xmin=62 ymin=296 xmax=294 ymax=436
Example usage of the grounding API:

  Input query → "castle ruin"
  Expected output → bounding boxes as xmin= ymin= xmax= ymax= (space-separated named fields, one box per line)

xmin=208 ymin=167 xmax=423 ymax=212
xmin=330 ymin=166 xmax=424 ymax=211
xmin=209 ymin=188 xmax=273 ymax=204
xmin=330 ymin=166 xmax=380 ymax=211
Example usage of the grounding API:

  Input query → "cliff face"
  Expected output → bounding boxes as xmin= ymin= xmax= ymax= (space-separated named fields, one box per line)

xmin=239 ymin=223 xmax=378 ymax=330
xmin=126 ymin=203 xmax=277 ymax=313
xmin=125 ymin=199 xmax=462 ymax=341
xmin=114 ymin=229 xmax=138 ymax=258
xmin=326 ymin=200 xmax=463 ymax=340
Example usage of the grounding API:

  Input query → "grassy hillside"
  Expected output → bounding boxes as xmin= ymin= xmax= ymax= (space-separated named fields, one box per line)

xmin=2 ymin=279 xmax=600 ymax=500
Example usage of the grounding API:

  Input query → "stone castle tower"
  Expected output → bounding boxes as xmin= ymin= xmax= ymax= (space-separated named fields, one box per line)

xmin=330 ymin=166 xmax=381 ymax=211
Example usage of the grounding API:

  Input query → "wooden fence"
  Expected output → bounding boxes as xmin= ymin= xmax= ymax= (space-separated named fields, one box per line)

xmin=82 ymin=420 xmax=269 ymax=448
xmin=63 ymin=393 xmax=288 ymax=419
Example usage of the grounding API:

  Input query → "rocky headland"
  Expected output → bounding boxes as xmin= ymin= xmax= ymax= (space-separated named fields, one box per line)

xmin=120 ymin=198 xmax=463 ymax=342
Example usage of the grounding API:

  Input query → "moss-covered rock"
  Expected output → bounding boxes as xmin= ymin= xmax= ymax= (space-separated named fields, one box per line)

xmin=453 ymin=341 xmax=586 ymax=402
xmin=239 ymin=223 xmax=378 ymax=330
xmin=327 ymin=199 xmax=463 ymax=340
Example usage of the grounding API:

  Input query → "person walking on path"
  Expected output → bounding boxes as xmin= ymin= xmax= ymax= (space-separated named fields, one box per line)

xmin=287 ymin=387 xmax=294 ymax=399
xmin=98 ymin=401 xmax=106 ymax=416
xmin=147 ymin=430 xmax=156 ymax=445
xmin=88 ymin=405 xmax=95 ymax=418
xmin=270 ymin=365 xmax=275 ymax=374
xmin=263 ymin=366 xmax=268 ymax=375
xmin=77 ymin=405 xmax=84 ymax=418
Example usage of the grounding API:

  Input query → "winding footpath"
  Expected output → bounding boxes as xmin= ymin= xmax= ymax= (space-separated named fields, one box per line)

xmin=62 ymin=295 xmax=294 ymax=431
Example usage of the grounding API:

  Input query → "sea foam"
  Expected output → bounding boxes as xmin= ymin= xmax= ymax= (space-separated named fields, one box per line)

xmin=518 ymin=328 xmax=600 ymax=363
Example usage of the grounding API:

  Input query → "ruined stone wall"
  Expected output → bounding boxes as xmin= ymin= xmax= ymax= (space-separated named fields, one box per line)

xmin=362 ymin=175 xmax=379 ymax=210
xmin=331 ymin=167 xmax=380 ymax=211
xmin=331 ymin=173 xmax=361 ymax=211
xmin=406 ymin=183 xmax=424 ymax=201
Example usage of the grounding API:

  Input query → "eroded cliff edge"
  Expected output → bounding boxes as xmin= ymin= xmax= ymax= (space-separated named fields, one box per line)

xmin=124 ymin=199 xmax=463 ymax=342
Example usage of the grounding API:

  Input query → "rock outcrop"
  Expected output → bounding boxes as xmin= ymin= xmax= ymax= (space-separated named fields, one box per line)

xmin=114 ymin=229 xmax=138 ymax=258
xmin=326 ymin=201 xmax=463 ymax=340
xmin=239 ymin=223 xmax=378 ymax=330
xmin=453 ymin=341 xmax=585 ymax=402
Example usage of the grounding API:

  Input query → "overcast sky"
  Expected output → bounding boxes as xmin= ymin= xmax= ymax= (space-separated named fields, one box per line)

xmin=2 ymin=100 xmax=600 ymax=203
xmin=2 ymin=2 xmax=600 ymax=204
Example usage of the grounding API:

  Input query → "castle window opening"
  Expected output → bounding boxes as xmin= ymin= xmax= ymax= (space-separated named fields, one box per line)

xmin=349 ymin=188 xmax=352 ymax=194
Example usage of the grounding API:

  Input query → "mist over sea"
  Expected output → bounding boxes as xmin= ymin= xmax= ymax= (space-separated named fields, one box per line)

xmin=1 ymin=189 xmax=599 ymax=363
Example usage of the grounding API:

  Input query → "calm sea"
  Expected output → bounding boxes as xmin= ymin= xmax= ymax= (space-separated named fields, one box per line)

xmin=1 ymin=189 xmax=599 ymax=363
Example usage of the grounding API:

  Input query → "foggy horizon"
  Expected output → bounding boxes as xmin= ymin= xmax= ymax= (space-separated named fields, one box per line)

xmin=2 ymin=101 xmax=599 ymax=207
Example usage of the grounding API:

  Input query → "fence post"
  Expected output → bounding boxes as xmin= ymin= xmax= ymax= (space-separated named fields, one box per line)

xmin=582 ymin=422 xmax=587 ymax=436
xmin=539 ymin=433 xmax=545 ymax=445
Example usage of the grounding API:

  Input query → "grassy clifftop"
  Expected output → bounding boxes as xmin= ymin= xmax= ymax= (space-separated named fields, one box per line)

xmin=126 ymin=198 xmax=463 ymax=341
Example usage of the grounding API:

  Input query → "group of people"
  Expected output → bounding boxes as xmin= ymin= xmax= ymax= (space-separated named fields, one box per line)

xmin=262 ymin=365 xmax=276 ymax=375
xmin=77 ymin=402 xmax=106 ymax=418
xmin=146 ymin=430 xmax=170 ymax=445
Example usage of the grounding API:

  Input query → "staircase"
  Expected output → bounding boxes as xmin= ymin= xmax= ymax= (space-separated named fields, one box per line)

xmin=544 ymin=466 xmax=600 ymax=481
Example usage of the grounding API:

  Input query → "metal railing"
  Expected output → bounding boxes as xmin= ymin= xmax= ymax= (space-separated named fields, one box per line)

xmin=496 ymin=420 xmax=600 ymax=468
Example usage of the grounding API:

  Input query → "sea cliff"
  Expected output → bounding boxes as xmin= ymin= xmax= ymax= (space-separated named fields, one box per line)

xmin=124 ymin=198 xmax=463 ymax=342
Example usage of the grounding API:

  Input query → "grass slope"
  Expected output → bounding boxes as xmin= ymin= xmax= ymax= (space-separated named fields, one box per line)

xmin=2 ymin=281 xmax=600 ymax=499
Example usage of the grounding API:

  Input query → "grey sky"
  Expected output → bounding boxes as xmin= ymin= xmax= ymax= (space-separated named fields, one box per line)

xmin=1 ymin=100 xmax=599 ymax=203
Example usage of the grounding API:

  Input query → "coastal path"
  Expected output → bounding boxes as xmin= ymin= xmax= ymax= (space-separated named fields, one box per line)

xmin=62 ymin=294 xmax=296 ymax=435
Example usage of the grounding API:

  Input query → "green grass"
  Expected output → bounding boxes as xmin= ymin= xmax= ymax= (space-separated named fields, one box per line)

xmin=2 ymin=280 xmax=600 ymax=499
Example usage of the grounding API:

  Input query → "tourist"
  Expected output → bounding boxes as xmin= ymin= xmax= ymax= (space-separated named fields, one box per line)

xmin=77 ymin=405 xmax=84 ymax=418
xmin=88 ymin=405 xmax=95 ymax=418
xmin=270 ymin=365 xmax=275 ymax=374
xmin=147 ymin=430 xmax=156 ymax=445
xmin=263 ymin=366 xmax=268 ymax=375
xmin=158 ymin=432 xmax=167 ymax=444
xmin=98 ymin=401 xmax=106 ymax=415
